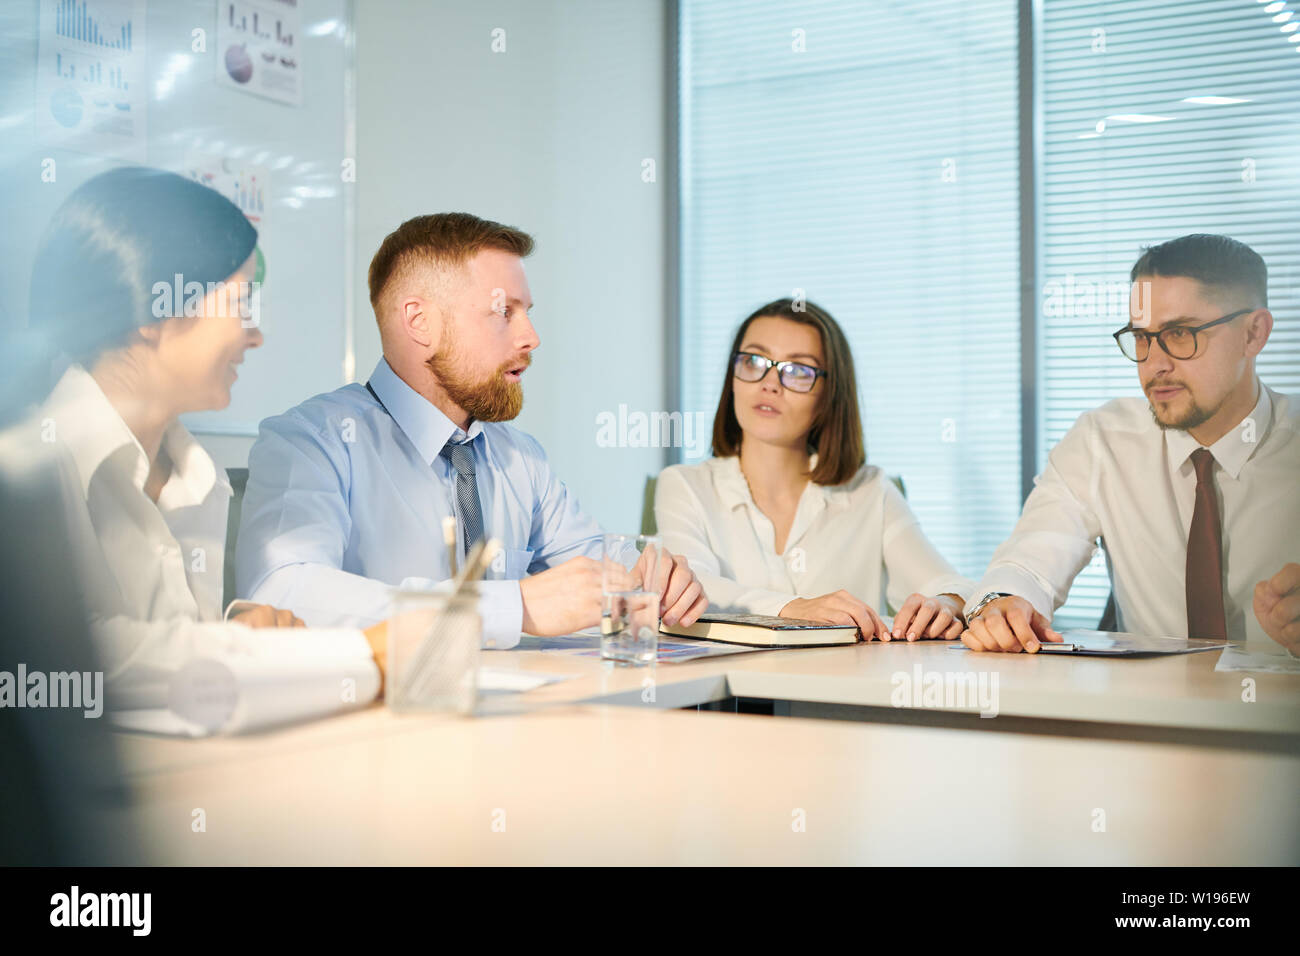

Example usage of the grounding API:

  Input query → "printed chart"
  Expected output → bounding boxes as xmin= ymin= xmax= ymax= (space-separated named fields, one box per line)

xmin=36 ymin=0 xmax=147 ymax=161
xmin=215 ymin=0 xmax=303 ymax=106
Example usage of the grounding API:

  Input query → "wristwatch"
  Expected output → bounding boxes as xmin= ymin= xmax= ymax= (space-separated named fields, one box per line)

xmin=967 ymin=592 xmax=1013 ymax=622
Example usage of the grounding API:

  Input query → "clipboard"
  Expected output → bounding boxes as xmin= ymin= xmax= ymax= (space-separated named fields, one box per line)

xmin=950 ymin=629 xmax=1233 ymax=657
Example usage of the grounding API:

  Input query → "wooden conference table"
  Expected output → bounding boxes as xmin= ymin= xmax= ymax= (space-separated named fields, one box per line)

xmin=101 ymin=637 xmax=1300 ymax=865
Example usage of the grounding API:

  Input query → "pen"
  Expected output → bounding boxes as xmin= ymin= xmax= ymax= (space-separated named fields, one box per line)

xmin=442 ymin=515 xmax=459 ymax=577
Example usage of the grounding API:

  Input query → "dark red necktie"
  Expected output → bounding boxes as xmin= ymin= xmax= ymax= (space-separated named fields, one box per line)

xmin=1185 ymin=448 xmax=1227 ymax=640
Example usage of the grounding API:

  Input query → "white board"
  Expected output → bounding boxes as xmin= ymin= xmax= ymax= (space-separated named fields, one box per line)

xmin=0 ymin=0 xmax=356 ymax=436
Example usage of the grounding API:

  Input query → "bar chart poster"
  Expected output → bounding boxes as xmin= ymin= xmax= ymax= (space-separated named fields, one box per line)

xmin=36 ymin=0 xmax=147 ymax=161
xmin=184 ymin=152 xmax=269 ymax=235
xmin=215 ymin=0 xmax=303 ymax=106
xmin=184 ymin=153 xmax=271 ymax=315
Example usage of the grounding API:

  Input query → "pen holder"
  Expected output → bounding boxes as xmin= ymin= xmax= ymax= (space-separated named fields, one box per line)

xmin=386 ymin=590 xmax=482 ymax=715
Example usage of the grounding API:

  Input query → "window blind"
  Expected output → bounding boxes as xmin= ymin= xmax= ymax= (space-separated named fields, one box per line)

xmin=677 ymin=0 xmax=1022 ymax=587
xmin=1040 ymin=0 xmax=1300 ymax=625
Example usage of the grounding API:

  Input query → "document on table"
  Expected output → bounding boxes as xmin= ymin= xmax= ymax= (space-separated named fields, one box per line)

xmin=515 ymin=634 xmax=602 ymax=651
xmin=111 ymin=708 xmax=211 ymax=738
xmin=476 ymin=666 xmax=575 ymax=693
xmin=519 ymin=633 xmax=800 ymax=662
xmin=1214 ymin=645 xmax=1300 ymax=674
xmin=576 ymin=638 xmax=767 ymax=663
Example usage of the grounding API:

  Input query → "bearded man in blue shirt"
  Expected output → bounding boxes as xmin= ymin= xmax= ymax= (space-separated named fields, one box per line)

xmin=237 ymin=213 xmax=707 ymax=647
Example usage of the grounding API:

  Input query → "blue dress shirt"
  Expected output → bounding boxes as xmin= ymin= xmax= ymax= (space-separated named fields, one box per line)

xmin=235 ymin=358 xmax=605 ymax=647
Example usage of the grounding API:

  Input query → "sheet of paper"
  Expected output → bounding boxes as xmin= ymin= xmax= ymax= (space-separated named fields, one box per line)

xmin=575 ymin=639 xmax=765 ymax=664
xmin=110 ymin=708 xmax=208 ymax=738
xmin=476 ymin=666 xmax=574 ymax=693
xmin=215 ymin=0 xmax=303 ymax=105
xmin=36 ymin=0 xmax=148 ymax=161
xmin=515 ymin=634 xmax=600 ymax=651
xmin=1214 ymin=645 xmax=1300 ymax=674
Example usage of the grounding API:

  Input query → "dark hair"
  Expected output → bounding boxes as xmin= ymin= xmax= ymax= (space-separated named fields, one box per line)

xmin=711 ymin=298 xmax=865 ymax=486
xmin=28 ymin=166 xmax=257 ymax=365
xmin=368 ymin=212 xmax=535 ymax=323
xmin=1130 ymin=234 xmax=1267 ymax=308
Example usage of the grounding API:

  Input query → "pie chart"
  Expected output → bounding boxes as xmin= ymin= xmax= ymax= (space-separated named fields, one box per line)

xmin=225 ymin=44 xmax=253 ymax=84
xmin=50 ymin=87 xmax=84 ymax=128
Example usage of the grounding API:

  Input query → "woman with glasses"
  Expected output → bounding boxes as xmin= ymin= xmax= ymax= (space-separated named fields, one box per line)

xmin=12 ymin=166 xmax=388 ymax=733
xmin=654 ymin=298 xmax=973 ymax=641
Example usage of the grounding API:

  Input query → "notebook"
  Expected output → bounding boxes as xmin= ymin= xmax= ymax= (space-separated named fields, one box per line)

xmin=660 ymin=612 xmax=858 ymax=647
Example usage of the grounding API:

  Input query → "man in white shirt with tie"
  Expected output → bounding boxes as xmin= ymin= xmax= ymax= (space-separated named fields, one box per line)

xmin=962 ymin=234 xmax=1299 ymax=654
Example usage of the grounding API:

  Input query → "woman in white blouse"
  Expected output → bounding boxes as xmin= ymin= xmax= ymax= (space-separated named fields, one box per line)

xmin=655 ymin=298 xmax=973 ymax=641
xmin=19 ymin=167 xmax=386 ymax=733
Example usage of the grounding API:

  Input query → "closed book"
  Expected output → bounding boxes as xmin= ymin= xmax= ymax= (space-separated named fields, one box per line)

xmin=660 ymin=612 xmax=857 ymax=647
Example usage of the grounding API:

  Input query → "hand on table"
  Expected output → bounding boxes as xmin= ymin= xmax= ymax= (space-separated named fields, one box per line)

xmin=638 ymin=547 xmax=708 ymax=628
xmin=780 ymin=591 xmax=888 ymax=642
xmin=230 ymin=604 xmax=305 ymax=629
xmin=362 ymin=620 xmax=387 ymax=694
xmin=960 ymin=595 xmax=1063 ymax=653
xmin=519 ymin=556 xmax=603 ymax=636
xmin=1254 ymin=562 xmax=1300 ymax=656
xmin=891 ymin=592 xmax=966 ymax=641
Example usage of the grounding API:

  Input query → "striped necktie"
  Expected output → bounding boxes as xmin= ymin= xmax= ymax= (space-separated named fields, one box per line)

xmin=440 ymin=439 xmax=484 ymax=557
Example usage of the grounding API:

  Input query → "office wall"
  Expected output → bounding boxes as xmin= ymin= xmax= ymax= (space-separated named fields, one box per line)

xmin=351 ymin=0 xmax=671 ymax=533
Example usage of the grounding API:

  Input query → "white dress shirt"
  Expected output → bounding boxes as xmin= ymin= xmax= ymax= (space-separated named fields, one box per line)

xmin=655 ymin=455 xmax=974 ymax=616
xmin=968 ymin=380 xmax=1299 ymax=647
xmin=9 ymin=366 xmax=380 ymax=734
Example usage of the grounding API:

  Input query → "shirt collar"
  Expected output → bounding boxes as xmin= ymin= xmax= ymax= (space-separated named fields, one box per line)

xmin=714 ymin=455 xmax=751 ymax=511
xmin=713 ymin=453 xmax=843 ymax=511
xmin=368 ymin=357 xmax=486 ymax=464
xmin=1165 ymin=378 xmax=1272 ymax=481
xmin=44 ymin=365 xmax=222 ymax=502
xmin=160 ymin=419 xmax=223 ymax=505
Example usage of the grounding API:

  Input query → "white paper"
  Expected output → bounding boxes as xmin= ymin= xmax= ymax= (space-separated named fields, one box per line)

xmin=184 ymin=152 xmax=269 ymax=236
xmin=1215 ymin=645 xmax=1300 ymax=675
xmin=111 ymin=707 xmax=209 ymax=738
xmin=476 ymin=666 xmax=573 ymax=694
xmin=36 ymin=0 xmax=148 ymax=161
xmin=215 ymin=0 xmax=303 ymax=106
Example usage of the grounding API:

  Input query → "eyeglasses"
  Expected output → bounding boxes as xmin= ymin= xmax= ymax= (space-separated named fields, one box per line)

xmin=1112 ymin=308 xmax=1252 ymax=362
xmin=732 ymin=351 xmax=826 ymax=393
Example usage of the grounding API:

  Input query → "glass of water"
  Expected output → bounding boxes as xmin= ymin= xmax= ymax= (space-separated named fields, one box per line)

xmin=600 ymin=533 xmax=662 ymax=664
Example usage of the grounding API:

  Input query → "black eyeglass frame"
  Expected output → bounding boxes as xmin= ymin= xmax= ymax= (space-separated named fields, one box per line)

xmin=731 ymin=351 xmax=828 ymax=392
xmin=1112 ymin=308 xmax=1253 ymax=362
